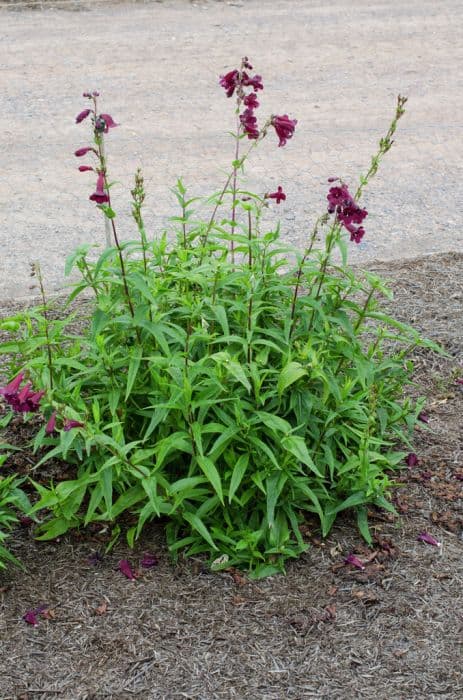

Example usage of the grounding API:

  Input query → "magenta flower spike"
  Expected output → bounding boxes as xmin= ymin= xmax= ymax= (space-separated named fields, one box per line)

xmin=267 ymin=186 xmax=286 ymax=204
xmin=417 ymin=532 xmax=441 ymax=547
xmin=344 ymin=553 xmax=366 ymax=570
xmin=271 ymin=114 xmax=297 ymax=147
xmin=327 ymin=183 xmax=368 ymax=243
xmin=45 ymin=411 xmax=57 ymax=435
xmin=75 ymin=108 xmax=91 ymax=124
xmin=89 ymin=172 xmax=109 ymax=205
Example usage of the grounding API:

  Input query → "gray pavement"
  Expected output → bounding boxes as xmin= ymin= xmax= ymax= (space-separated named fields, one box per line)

xmin=1 ymin=0 xmax=462 ymax=301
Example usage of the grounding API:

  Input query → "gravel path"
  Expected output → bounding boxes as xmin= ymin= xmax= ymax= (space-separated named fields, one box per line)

xmin=0 ymin=0 xmax=462 ymax=301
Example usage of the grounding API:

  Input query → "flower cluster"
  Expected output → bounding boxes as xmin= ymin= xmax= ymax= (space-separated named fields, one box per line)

xmin=327 ymin=181 xmax=368 ymax=243
xmin=74 ymin=93 xmax=118 ymax=206
xmin=0 ymin=373 xmax=44 ymax=413
xmin=219 ymin=58 xmax=297 ymax=148
xmin=266 ymin=185 xmax=286 ymax=204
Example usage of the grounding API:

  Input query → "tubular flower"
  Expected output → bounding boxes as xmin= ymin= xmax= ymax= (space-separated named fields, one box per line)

xmin=89 ymin=172 xmax=109 ymax=204
xmin=95 ymin=113 xmax=118 ymax=133
xmin=78 ymin=165 xmax=94 ymax=173
xmin=63 ymin=419 xmax=85 ymax=431
xmin=241 ymin=72 xmax=263 ymax=91
xmin=45 ymin=411 xmax=57 ymax=435
xmin=243 ymin=92 xmax=260 ymax=109
xmin=75 ymin=147 xmax=97 ymax=158
xmin=75 ymin=108 xmax=91 ymax=124
xmin=0 ymin=373 xmax=44 ymax=413
xmin=327 ymin=182 xmax=368 ymax=244
xmin=266 ymin=186 xmax=286 ymax=204
xmin=271 ymin=114 xmax=297 ymax=147
xmin=239 ymin=107 xmax=259 ymax=139
xmin=219 ymin=69 xmax=240 ymax=98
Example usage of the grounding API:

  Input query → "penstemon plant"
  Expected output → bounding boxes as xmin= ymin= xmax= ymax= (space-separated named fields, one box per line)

xmin=0 ymin=59 xmax=440 ymax=577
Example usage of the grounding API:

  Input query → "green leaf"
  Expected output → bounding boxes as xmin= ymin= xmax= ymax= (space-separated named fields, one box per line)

xmin=281 ymin=435 xmax=323 ymax=478
xmin=125 ymin=346 xmax=143 ymax=400
xmin=278 ymin=361 xmax=307 ymax=395
xmin=356 ymin=505 xmax=372 ymax=544
xmin=228 ymin=453 xmax=249 ymax=503
xmin=196 ymin=456 xmax=224 ymax=504
xmin=183 ymin=511 xmax=218 ymax=550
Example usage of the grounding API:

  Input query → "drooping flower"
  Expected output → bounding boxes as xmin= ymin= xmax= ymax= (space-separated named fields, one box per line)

xmin=271 ymin=114 xmax=297 ymax=147
xmin=0 ymin=374 xmax=44 ymax=413
xmin=242 ymin=72 xmax=263 ymax=91
xmin=63 ymin=418 xmax=85 ymax=431
xmin=406 ymin=452 xmax=419 ymax=467
xmin=219 ymin=69 xmax=240 ymax=97
xmin=344 ymin=553 xmax=366 ymax=570
xmin=95 ymin=113 xmax=118 ymax=133
xmin=243 ymin=92 xmax=260 ymax=109
xmin=75 ymin=147 xmax=97 ymax=158
xmin=75 ymin=108 xmax=91 ymax=124
xmin=89 ymin=172 xmax=109 ymax=205
xmin=45 ymin=411 xmax=57 ymax=435
xmin=239 ymin=107 xmax=259 ymax=139
xmin=0 ymin=372 xmax=25 ymax=400
xmin=119 ymin=559 xmax=136 ymax=580
xmin=417 ymin=532 xmax=441 ymax=547
xmin=78 ymin=165 xmax=94 ymax=173
xmin=266 ymin=186 xmax=286 ymax=204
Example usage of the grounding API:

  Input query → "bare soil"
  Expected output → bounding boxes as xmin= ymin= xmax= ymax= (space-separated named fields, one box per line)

xmin=0 ymin=252 xmax=462 ymax=699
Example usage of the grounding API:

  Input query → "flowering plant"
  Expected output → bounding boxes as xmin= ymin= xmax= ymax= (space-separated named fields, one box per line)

xmin=0 ymin=60 xmax=439 ymax=576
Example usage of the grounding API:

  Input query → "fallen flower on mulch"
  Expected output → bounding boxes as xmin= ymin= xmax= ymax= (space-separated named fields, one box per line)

xmin=22 ymin=604 xmax=50 ymax=626
xmin=140 ymin=552 xmax=159 ymax=568
xmin=119 ymin=559 xmax=137 ymax=580
xmin=406 ymin=452 xmax=419 ymax=467
xmin=417 ymin=532 xmax=441 ymax=547
xmin=344 ymin=553 xmax=366 ymax=570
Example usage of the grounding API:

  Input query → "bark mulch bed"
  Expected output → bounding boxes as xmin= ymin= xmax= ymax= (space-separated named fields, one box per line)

xmin=0 ymin=252 xmax=462 ymax=699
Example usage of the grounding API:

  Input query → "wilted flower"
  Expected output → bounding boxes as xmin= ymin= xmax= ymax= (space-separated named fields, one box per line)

xmin=406 ymin=452 xmax=419 ymax=467
xmin=95 ymin=113 xmax=118 ymax=133
xmin=89 ymin=172 xmax=109 ymax=205
xmin=75 ymin=108 xmax=91 ymax=124
xmin=63 ymin=418 xmax=85 ymax=431
xmin=23 ymin=610 xmax=39 ymax=626
xmin=266 ymin=186 xmax=286 ymax=204
xmin=417 ymin=532 xmax=441 ymax=547
xmin=418 ymin=411 xmax=430 ymax=424
xmin=239 ymin=107 xmax=259 ymax=139
xmin=75 ymin=146 xmax=97 ymax=158
xmin=119 ymin=559 xmax=136 ymax=580
xmin=344 ymin=553 xmax=366 ymax=570
xmin=271 ymin=114 xmax=297 ymax=147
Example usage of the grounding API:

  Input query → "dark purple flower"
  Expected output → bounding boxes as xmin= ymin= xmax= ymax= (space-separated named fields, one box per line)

xmin=75 ymin=108 xmax=91 ymax=124
xmin=327 ymin=183 xmax=368 ymax=244
xmin=23 ymin=610 xmax=38 ymax=626
xmin=63 ymin=418 xmax=84 ymax=431
xmin=406 ymin=452 xmax=419 ymax=468
xmin=83 ymin=91 xmax=100 ymax=98
xmin=239 ymin=108 xmax=259 ymax=139
xmin=344 ymin=222 xmax=366 ymax=244
xmin=78 ymin=165 xmax=94 ymax=173
xmin=327 ymin=176 xmax=339 ymax=183
xmin=219 ymin=69 xmax=240 ymax=97
xmin=266 ymin=186 xmax=286 ymax=204
xmin=75 ymin=147 xmax=97 ymax=158
xmin=45 ymin=411 xmax=57 ymax=435
xmin=119 ymin=559 xmax=136 ymax=580
xmin=271 ymin=114 xmax=297 ymax=147
xmin=141 ymin=552 xmax=159 ymax=568
xmin=242 ymin=72 xmax=263 ymax=91
xmin=89 ymin=173 xmax=109 ymax=205
xmin=344 ymin=553 xmax=365 ymax=570
xmin=418 ymin=411 xmax=430 ymax=424
xmin=243 ymin=92 xmax=260 ymax=109
xmin=95 ymin=113 xmax=118 ymax=134
xmin=417 ymin=532 xmax=441 ymax=547
xmin=327 ymin=185 xmax=350 ymax=212
xmin=0 ymin=372 xmax=25 ymax=400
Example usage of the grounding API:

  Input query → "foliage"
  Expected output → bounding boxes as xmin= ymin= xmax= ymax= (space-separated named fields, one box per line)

xmin=0 ymin=60 xmax=439 ymax=576
xmin=0 ymin=428 xmax=31 ymax=570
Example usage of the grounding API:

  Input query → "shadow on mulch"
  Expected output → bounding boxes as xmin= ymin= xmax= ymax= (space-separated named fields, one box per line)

xmin=0 ymin=252 xmax=462 ymax=699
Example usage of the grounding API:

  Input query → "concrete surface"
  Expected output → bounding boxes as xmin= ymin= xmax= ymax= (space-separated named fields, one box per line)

xmin=0 ymin=0 xmax=462 ymax=301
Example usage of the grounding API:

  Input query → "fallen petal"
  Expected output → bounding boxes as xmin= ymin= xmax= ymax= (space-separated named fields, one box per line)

xmin=418 ymin=411 xmax=430 ymax=424
xmin=140 ymin=552 xmax=159 ymax=568
xmin=406 ymin=452 xmax=419 ymax=467
xmin=119 ymin=559 xmax=136 ymax=580
xmin=23 ymin=610 xmax=38 ymax=626
xmin=344 ymin=553 xmax=366 ymax=570
xmin=417 ymin=531 xmax=441 ymax=547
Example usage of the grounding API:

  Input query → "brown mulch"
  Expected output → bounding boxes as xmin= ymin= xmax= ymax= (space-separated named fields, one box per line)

xmin=0 ymin=252 xmax=462 ymax=700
